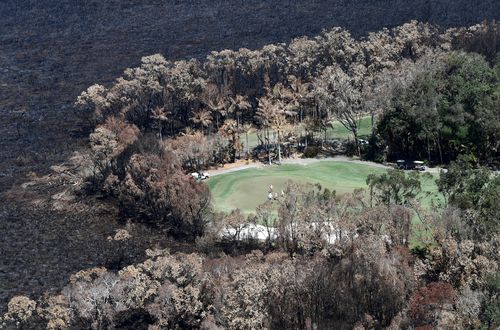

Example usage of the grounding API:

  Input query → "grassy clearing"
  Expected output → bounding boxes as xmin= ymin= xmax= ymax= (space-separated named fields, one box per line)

xmin=208 ymin=161 xmax=439 ymax=214
xmin=244 ymin=116 xmax=374 ymax=149
xmin=417 ymin=173 xmax=444 ymax=209
xmin=325 ymin=115 xmax=374 ymax=140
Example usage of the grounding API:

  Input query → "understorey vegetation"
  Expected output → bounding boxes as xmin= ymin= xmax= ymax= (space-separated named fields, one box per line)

xmin=2 ymin=21 xmax=498 ymax=329
xmin=3 ymin=168 xmax=499 ymax=328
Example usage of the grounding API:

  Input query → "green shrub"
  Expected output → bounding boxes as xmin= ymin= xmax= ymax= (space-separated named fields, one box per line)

xmin=303 ymin=146 xmax=320 ymax=158
xmin=344 ymin=141 xmax=357 ymax=157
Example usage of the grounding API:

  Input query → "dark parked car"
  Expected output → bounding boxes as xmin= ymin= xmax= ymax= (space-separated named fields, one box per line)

xmin=396 ymin=160 xmax=407 ymax=169
xmin=396 ymin=160 xmax=426 ymax=171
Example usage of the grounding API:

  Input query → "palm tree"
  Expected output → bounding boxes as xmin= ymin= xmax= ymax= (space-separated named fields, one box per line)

xmin=151 ymin=106 xmax=169 ymax=140
xmin=256 ymin=96 xmax=285 ymax=164
xmin=229 ymin=94 xmax=251 ymax=128
xmin=228 ymin=94 xmax=252 ymax=157
xmin=269 ymin=83 xmax=298 ymax=119
xmin=219 ymin=119 xmax=241 ymax=162
xmin=201 ymin=83 xmax=227 ymax=130
xmin=190 ymin=109 xmax=213 ymax=135
xmin=269 ymin=78 xmax=312 ymax=145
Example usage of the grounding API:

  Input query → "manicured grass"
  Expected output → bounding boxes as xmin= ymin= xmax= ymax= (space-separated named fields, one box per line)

xmin=325 ymin=115 xmax=374 ymax=140
xmin=244 ymin=116 xmax=375 ymax=149
xmin=208 ymin=161 xmax=440 ymax=214
xmin=417 ymin=172 xmax=444 ymax=209
xmin=208 ymin=160 xmax=442 ymax=248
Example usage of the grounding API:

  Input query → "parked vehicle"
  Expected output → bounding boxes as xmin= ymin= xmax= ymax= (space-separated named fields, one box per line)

xmin=396 ymin=160 xmax=426 ymax=171
xmin=413 ymin=161 xmax=426 ymax=171
xmin=396 ymin=160 xmax=407 ymax=169
xmin=190 ymin=172 xmax=210 ymax=180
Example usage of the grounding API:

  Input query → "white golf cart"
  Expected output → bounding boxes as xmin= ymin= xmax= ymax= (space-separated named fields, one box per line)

xmin=190 ymin=172 xmax=210 ymax=180
xmin=413 ymin=161 xmax=426 ymax=171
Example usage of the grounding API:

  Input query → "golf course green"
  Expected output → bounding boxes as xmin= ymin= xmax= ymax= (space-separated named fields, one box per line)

xmin=208 ymin=161 xmax=441 ymax=214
